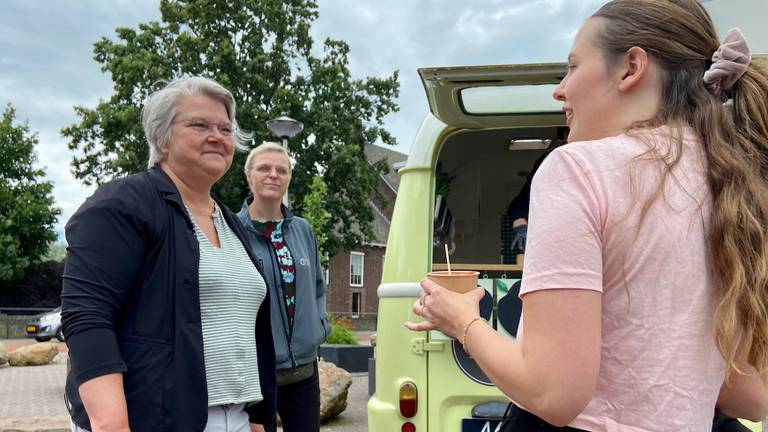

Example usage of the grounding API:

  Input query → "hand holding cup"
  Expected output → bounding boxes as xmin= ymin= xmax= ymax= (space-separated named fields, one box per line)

xmin=404 ymin=271 xmax=483 ymax=337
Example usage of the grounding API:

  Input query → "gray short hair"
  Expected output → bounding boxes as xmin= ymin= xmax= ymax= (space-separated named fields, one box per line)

xmin=142 ymin=76 xmax=253 ymax=168
xmin=244 ymin=141 xmax=292 ymax=176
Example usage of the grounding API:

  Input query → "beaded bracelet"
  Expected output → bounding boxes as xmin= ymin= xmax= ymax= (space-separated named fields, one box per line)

xmin=460 ymin=317 xmax=487 ymax=357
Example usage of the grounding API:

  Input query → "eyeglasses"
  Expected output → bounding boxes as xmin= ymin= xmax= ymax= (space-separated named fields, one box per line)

xmin=253 ymin=163 xmax=290 ymax=177
xmin=173 ymin=118 xmax=234 ymax=137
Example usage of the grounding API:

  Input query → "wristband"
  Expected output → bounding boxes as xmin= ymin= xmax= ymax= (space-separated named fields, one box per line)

xmin=460 ymin=317 xmax=487 ymax=357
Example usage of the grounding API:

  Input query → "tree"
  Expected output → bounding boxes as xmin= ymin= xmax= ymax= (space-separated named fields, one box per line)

xmin=0 ymin=104 xmax=60 ymax=284
xmin=42 ymin=241 xmax=67 ymax=262
xmin=63 ymin=0 xmax=400 ymax=257
xmin=302 ymin=173 xmax=330 ymax=266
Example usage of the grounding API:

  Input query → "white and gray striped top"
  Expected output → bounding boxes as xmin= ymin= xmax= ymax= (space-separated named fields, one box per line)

xmin=187 ymin=203 xmax=267 ymax=407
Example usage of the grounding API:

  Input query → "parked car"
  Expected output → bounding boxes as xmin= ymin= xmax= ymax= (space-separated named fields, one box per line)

xmin=25 ymin=307 xmax=64 ymax=342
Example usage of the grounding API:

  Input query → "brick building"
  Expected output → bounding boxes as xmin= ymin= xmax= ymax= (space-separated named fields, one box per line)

xmin=325 ymin=144 xmax=407 ymax=330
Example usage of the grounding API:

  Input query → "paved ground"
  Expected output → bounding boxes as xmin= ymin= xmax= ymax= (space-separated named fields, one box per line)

xmin=0 ymin=338 xmax=371 ymax=432
xmin=0 ymin=362 xmax=70 ymax=431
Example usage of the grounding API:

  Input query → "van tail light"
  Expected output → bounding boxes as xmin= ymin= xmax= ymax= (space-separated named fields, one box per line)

xmin=401 ymin=422 xmax=416 ymax=432
xmin=399 ymin=381 xmax=418 ymax=418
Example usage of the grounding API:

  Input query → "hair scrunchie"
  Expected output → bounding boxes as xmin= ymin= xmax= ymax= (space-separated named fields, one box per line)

xmin=703 ymin=28 xmax=751 ymax=96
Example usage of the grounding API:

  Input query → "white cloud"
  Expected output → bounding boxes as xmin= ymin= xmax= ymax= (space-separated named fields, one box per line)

xmin=1 ymin=0 xmax=161 ymax=238
xmin=2 ymin=0 xmax=607 ymax=236
xmin=311 ymin=0 xmax=606 ymax=164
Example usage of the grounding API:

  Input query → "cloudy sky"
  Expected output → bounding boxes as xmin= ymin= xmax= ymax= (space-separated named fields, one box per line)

xmin=1 ymin=0 xmax=703 ymax=237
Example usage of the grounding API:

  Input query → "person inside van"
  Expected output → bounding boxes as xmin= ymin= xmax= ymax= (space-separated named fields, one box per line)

xmin=407 ymin=1 xmax=768 ymax=430
xmin=505 ymin=127 xmax=568 ymax=256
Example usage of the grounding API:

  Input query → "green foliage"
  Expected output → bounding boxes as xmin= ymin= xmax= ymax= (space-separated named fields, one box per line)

xmin=0 ymin=260 xmax=65 ymax=307
xmin=42 ymin=241 xmax=67 ymax=262
xmin=62 ymin=0 xmax=400 ymax=257
xmin=302 ymin=173 xmax=330 ymax=266
xmin=434 ymin=161 xmax=455 ymax=197
xmin=0 ymin=105 xmax=60 ymax=284
xmin=324 ymin=314 xmax=358 ymax=345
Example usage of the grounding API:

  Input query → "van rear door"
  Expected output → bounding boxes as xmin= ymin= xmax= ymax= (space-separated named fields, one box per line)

xmin=417 ymin=63 xmax=566 ymax=432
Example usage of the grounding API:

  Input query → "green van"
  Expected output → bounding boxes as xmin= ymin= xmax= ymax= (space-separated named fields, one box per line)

xmin=367 ymin=61 xmax=569 ymax=432
xmin=367 ymin=3 xmax=767 ymax=431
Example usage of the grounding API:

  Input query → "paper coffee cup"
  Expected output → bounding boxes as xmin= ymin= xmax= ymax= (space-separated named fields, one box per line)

xmin=426 ymin=271 xmax=479 ymax=293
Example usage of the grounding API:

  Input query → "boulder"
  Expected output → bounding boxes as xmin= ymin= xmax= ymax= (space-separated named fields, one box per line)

xmin=8 ymin=342 xmax=59 ymax=366
xmin=319 ymin=360 xmax=352 ymax=422
xmin=53 ymin=352 xmax=69 ymax=365
xmin=0 ymin=343 xmax=7 ymax=366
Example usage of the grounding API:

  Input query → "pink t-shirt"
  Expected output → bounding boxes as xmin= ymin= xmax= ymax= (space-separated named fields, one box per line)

xmin=520 ymin=128 xmax=726 ymax=431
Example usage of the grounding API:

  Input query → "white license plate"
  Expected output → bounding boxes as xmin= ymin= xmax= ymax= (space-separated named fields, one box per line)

xmin=461 ymin=418 xmax=503 ymax=432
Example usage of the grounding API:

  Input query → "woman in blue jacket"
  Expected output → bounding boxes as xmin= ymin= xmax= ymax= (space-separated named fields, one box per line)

xmin=62 ymin=77 xmax=276 ymax=432
xmin=237 ymin=142 xmax=330 ymax=432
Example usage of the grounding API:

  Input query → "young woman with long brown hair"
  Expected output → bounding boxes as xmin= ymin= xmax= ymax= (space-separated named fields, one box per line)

xmin=406 ymin=1 xmax=768 ymax=430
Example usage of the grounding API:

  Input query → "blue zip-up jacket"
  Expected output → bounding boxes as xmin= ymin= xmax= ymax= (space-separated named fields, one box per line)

xmin=237 ymin=197 xmax=331 ymax=370
xmin=61 ymin=167 xmax=276 ymax=431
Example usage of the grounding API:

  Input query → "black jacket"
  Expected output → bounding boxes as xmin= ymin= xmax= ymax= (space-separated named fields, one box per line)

xmin=61 ymin=166 xmax=276 ymax=431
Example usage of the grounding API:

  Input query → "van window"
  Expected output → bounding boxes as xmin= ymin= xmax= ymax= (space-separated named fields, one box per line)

xmin=461 ymin=84 xmax=561 ymax=115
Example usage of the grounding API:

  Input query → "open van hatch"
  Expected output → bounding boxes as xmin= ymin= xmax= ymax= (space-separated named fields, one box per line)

xmin=418 ymin=62 xmax=567 ymax=129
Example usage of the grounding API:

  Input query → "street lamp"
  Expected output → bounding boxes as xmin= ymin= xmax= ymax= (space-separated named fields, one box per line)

xmin=266 ymin=116 xmax=303 ymax=207
xmin=267 ymin=116 xmax=304 ymax=152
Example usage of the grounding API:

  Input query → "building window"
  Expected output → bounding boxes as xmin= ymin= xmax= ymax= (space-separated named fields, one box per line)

xmin=350 ymin=252 xmax=364 ymax=287
xmin=323 ymin=253 xmax=330 ymax=286
xmin=352 ymin=292 xmax=361 ymax=318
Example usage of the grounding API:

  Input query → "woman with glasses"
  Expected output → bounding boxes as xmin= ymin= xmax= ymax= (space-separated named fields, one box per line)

xmin=62 ymin=77 xmax=276 ymax=432
xmin=236 ymin=142 xmax=330 ymax=432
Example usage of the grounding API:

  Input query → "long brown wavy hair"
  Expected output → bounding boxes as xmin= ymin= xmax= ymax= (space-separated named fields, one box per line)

xmin=592 ymin=0 xmax=768 ymax=381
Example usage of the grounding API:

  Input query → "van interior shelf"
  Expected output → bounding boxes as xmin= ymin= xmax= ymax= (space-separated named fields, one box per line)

xmin=432 ymin=263 xmax=523 ymax=272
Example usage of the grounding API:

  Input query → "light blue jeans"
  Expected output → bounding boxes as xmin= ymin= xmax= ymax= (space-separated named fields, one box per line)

xmin=70 ymin=403 xmax=251 ymax=432
xmin=204 ymin=403 xmax=251 ymax=432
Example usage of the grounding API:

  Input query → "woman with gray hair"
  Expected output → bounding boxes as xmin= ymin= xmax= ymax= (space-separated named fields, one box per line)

xmin=62 ymin=76 xmax=276 ymax=432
